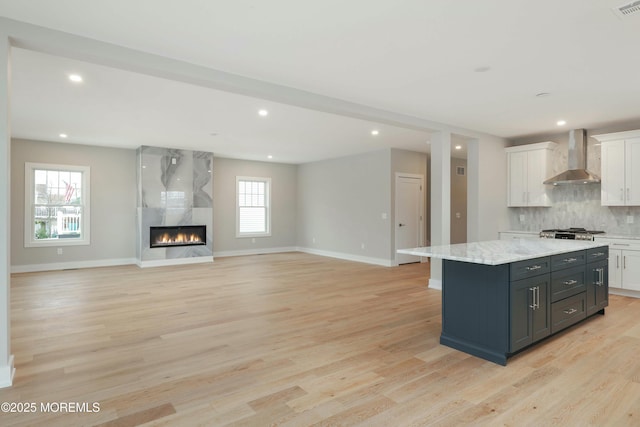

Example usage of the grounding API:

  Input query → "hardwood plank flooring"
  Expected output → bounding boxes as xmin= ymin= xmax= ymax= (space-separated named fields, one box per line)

xmin=1 ymin=252 xmax=639 ymax=426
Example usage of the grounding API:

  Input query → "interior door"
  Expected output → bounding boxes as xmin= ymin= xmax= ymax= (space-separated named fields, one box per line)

xmin=396 ymin=175 xmax=423 ymax=264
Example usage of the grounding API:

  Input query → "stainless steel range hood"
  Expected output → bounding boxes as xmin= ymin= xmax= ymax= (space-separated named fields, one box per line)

xmin=543 ymin=129 xmax=601 ymax=185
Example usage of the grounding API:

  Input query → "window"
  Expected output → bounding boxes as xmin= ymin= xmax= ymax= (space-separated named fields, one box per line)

xmin=25 ymin=162 xmax=90 ymax=247
xmin=236 ymin=176 xmax=271 ymax=237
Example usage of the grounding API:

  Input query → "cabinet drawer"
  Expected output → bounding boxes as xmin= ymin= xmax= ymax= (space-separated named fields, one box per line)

xmin=510 ymin=257 xmax=551 ymax=281
xmin=551 ymin=292 xmax=586 ymax=334
xmin=586 ymin=246 xmax=608 ymax=263
xmin=551 ymin=250 xmax=586 ymax=271
xmin=551 ymin=266 xmax=586 ymax=302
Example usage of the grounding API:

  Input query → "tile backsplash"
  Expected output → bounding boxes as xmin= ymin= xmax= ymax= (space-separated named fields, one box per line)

xmin=509 ymin=184 xmax=640 ymax=234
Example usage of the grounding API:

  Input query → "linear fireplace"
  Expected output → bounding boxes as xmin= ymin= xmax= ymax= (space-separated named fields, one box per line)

xmin=150 ymin=225 xmax=207 ymax=248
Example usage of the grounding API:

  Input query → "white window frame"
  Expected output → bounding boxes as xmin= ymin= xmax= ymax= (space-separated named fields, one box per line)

xmin=236 ymin=176 xmax=271 ymax=238
xmin=24 ymin=162 xmax=91 ymax=247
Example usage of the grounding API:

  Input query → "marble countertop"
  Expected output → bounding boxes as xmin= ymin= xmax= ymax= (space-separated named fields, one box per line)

xmin=397 ymin=239 xmax=608 ymax=265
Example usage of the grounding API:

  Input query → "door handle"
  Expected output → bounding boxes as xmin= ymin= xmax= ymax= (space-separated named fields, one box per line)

xmin=399 ymin=223 xmax=406 ymax=227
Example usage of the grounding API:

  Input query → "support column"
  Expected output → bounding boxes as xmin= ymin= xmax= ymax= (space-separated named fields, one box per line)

xmin=0 ymin=33 xmax=14 ymax=388
xmin=429 ymin=131 xmax=451 ymax=290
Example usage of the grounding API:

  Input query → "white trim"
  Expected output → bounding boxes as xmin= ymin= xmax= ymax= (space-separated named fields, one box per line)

xmin=214 ymin=246 xmax=298 ymax=258
xmin=504 ymin=141 xmax=557 ymax=153
xmin=137 ymin=256 xmax=213 ymax=268
xmin=592 ymin=129 xmax=640 ymax=142
xmin=24 ymin=162 xmax=91 ymax=248
xmin=236 ymin=176 xmax=271 ymax=238
xmin=0 ymin=354 xmax=15 ymax=388
xmin=298 ymin=247 xmax=394 ymax=267
xmin=609 ymin=287 xmax=640 ymax=299
xmin=428 ymin=278 xmax=442 ymax=290
xmin=11 ymin=258 xmax=137 ymax=273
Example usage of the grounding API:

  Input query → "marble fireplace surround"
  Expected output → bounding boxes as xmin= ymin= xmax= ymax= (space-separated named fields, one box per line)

xmin=136 ymin=146 xmax=214 ymax=267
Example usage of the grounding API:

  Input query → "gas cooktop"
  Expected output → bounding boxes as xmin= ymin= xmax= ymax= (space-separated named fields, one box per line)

xmin=539 ymin=228 xmax=605 ymax=241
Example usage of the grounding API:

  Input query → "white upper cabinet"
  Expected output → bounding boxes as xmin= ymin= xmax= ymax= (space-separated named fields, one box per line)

xmin=505 ymin=142 xmax=557 ymax=207
xmin=594 ymin=130 xmax=640 ymax=206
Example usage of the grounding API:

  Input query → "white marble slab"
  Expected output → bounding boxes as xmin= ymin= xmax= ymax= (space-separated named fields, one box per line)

xmin=398 ymin=239 xmax=608 ymax=265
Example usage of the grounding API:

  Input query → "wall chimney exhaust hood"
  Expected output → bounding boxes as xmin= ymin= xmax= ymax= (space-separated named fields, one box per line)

xmin=543 ymin=129 xmax=600 ymax=185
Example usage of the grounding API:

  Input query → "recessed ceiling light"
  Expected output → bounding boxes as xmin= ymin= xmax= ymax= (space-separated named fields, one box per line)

xmin=536 ymin=92 xmax=551 ymax=98
xmin=371 ymin=130 xmax=379 ymax=136
xmin=258 ymin=109 xmax=269 ymax=117
xmin=557 ymin=120 xmax=567 ymax=126
xmin=59 ymin=133 xmax=68 ymax=138
xmin=68 ymin=74 xmax=83 ymax=83
xmin=474 ymin=66 xmax=491 ymax=73
xmin=267 ymin=155 xmax=273 ymax=159
xmin=455 ymin=145 xmax=462 ymax=150
xmin=210 ymin=132 xmax=218 ymax=136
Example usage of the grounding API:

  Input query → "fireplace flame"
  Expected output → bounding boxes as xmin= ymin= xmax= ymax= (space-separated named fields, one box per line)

xmin=155 ymin=232 xmax=203 ymax=245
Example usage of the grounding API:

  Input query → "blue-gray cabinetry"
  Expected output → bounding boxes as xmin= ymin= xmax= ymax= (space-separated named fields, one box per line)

xmin=441 ymin=245 xmax=608 ymax=365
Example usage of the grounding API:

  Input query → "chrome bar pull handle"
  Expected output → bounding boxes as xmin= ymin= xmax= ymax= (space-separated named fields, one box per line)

xmin=526 ymin=265 xmax=542 ymax=271
xmin=617 ymin=255 xmax=620 ymax=269
xmin=563 ymin=257 xmax=578 ymax=263
xmin=529 ymin=287 xmax=536 ymax=309
xmin=563 ymin=279 xmax=578 ymax=286
xmin=564 ymin=308 xmax=577 ymax=315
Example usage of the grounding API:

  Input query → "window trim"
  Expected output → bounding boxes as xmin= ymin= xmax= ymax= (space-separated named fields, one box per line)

xmin=24 ymin=162 xmax=91 ymax=247
xmin=236 ymin=176 xmax=271 ymax=238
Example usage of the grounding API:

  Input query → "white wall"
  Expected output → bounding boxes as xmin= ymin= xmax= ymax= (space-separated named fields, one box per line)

xmin=297 ymin=149 xmax=392 ymax=265
xmin=467 ymin=135 xmax=510 ymax=242
xmin=11 ymin=139 xmax=137 ymax=271
xmin=213 ymin=157 xmax=297 ymax=256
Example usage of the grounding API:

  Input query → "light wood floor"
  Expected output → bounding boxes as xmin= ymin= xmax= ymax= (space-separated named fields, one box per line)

xmin=1 ymin=252 xmax=640 ymax=426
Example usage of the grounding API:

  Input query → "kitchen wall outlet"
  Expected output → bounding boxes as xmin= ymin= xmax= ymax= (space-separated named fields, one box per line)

xmin=312 ymin=237 xmax=316 ymax=244
xmin=361 ymin=243 xmax=365 ymax=250
xmin=519 ymin=214 xmax=525 ymax=223
xmin=171 ymin=158 xmax=176 ymax=165
xmin=627 ymin=215 xmax=634 ymax=224
xmin=381 ymin=213 xmax=387 ymax=220
xmin=57 ymin=248 xmax=63 ymax=255
xmin=251 ymin=238 xmax=256 ymax=243
xmin=455 ymin=212 xmax=461 ymax=219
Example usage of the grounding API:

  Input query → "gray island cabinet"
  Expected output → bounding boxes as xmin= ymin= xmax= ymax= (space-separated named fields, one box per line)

xmin=398 ymin=240 xmax=608 ymax=365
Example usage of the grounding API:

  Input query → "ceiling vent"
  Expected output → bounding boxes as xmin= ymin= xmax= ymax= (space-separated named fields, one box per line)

xmin=613 ymin=1 xmax=640 ymax=17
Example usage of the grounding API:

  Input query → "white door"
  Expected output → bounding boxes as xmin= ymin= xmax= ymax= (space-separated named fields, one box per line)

xmin=396 ymin=175 xmax=423 ymax=264
xmin=601 ymin=140 xmax=625 ymax=206
xmin=622 ymin=250 xmax=640 ymax=291
xmin=625 ymin=137 xmax=640 ymax=205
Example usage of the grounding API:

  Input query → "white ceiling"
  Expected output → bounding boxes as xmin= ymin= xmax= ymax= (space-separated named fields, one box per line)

xmin=3 ymin=0 xmax=640 ymax=163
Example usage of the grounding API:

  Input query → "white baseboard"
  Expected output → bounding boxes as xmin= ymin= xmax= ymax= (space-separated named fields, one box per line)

xmin=609 ymin=287 xmax=640 ymax=299
xmin=298 ymin=247 xmax=394 ymax=267
xmin=428 ymin=278 xmax=442 ymax=290
xmin=137 ymin=256 xmax=214 ymax=268
xmin=214 ymin=246 xmax=298 ymax=258
xmin=11 ymin=258 xmax=137 ymax=273
xmin=0 ymin=355 xmax=15 ymax=388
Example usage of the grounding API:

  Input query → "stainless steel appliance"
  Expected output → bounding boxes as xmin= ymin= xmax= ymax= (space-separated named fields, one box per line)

xmin=539 ymin=227 xmax=605 ymax=241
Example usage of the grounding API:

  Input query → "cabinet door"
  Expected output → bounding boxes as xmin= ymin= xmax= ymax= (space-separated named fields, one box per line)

xmin=531 ymin=280 xmax=551 ymax=342
xmin=625 ymin=137 xmax=640 ymax=205
xmin=586 ymin=260 xmax=608 ymax=316
xmin=527 ymin=149 xmax=550 ymax=206
xmin=508 ymin=151 xmax=528 ymax=207
xmin=622 ymin=250 xmax=640 ymax=291
xmin=608 ymin=249 xmax=622 ymax=288
xmin=510 ymin=275 xmax=550 ymax=352
xmin=601 ymin=140 xmax=626 ymax=206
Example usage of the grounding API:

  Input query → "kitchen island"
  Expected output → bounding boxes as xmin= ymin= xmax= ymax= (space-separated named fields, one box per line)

xmin=398 ymin=239 xmax=609 ymax=365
